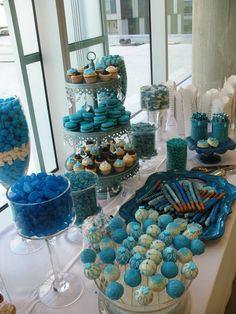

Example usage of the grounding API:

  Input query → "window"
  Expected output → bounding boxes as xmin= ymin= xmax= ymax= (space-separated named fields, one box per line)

xmin=167 ymin=0 xmax=192 ymax=84
xmin=105 ymin=0 xmax=151 ymax=114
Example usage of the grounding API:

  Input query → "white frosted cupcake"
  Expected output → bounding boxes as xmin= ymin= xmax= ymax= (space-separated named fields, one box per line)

xmin=123 ymin=153 xmax=134 ymax=167
xmin=99 ymin=161 xmax=112 ymax=175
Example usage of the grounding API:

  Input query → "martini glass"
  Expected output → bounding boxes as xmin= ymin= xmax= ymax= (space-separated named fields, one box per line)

xmin=7 ymin=175 xmax=84 ymax=308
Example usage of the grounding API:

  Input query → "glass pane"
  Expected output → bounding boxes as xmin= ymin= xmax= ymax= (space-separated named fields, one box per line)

xmin=167 ymin=0 xmax=192 ymax=84
xmin=64 ymin=0 xmax=102 ymax=44
xmin=26 ymin=62 xmax=57 ymax=172
xmin=105 ymin=0 xmax=151 ymax=114
xmin=70 ymin=43 xmax=104 ymax=68
xmin=14 ymin=0 xmax=39 ymax=55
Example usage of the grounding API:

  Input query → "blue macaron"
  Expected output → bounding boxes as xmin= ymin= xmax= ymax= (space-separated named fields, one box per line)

xmin=64 ymin=121 xmax=78 ymax=130
xmin=101 ymin=121 xmax=114 ymax=132
xmin=94 ymin=115 xmax=107 ymax=123
xmin=95 ymin=107 xmax=107 ymax=115
xmin=82 ymin=112 xmax=94 ymax=121
xmin=80 ymin=122 xmax=94 ymax=133
xmin=118 ymin=115 xmax=130 ymax=125
xmin=108 ymin=110 xmax=121 ymax=118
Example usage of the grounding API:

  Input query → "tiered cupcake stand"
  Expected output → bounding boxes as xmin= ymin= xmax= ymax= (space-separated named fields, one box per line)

xmin=64 ymin=78 xmax=139 ymax=199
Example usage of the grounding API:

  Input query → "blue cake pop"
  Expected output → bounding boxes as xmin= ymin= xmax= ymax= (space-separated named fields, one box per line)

xmin=135 ymin=286 xmax=153 ymax=305
xmin=166 ymin=279 xmax=185 ymax=298
xmin=87 ymin=226 xmax=103 ymax=245
xmin=112 ymin=228 xmax=128 ymax=243
xmin=174 ymin=218 xmax=188 ymax=231
xmin=126 ymin=221 xmax=140 ymax=235
xmin=190 ymin=239 xmax=205 ymax=255
xmin=177 ymin=247 xmax=193 ymax=263
xmin=132 ymin=245 xmax=147 ymax=257
xmin=99 ymin=248 xmax=115 ymax=264
xmin=108 ymin=216 xmax=124 ymax=230
xmin=124 ymin=268 xmax=142 ymax=287
xmin=148 ymin=274 xmax=167 ymax=292
xmin=104 ymin=264 xmax=120 ymax=282
xmin=181 ymin=261 xmax=198 ymax=279
xmin=105 ymin=281 xmax=124 ymax=300
xmin=161 ymin=261 xmax=178 ymax=278
xmin=135 ymin=207 xmax=149 ymax=224
xmin=150 ymin=239 xmax=165 ymax=251
xmin=162 ymin=246 xmax=177 ymax=262
xmin=116 ymin=246 xmax=131 ymax=265
xmin=80 ymin=248 xmax=96 ymax=264
xmin=129 ymin=253 xmax=144 ymax=269
xmin=146 ymin=224 xmax=161 ymax=238
xmin=99 ymin=236 xmax=116 ymax=250
xmin=122 ymin=236 xmax=137 ymax=251
xmin=84 ymin=262 xmax=101 ymax=280
xmin=172 ymin=234 xmax=190 ymax=250
xmin=138 ymin=234 xmax=153 ymax=249
xmin=139 ymin=259 xmax=157 ymax=276
xmin=148 ymin=209 xmax=159 ymax=222
xmin=143 ymin=218 xmax=156 ymax=232
xmin=158 ymin=214 xmax=173 ymax=229
xmin=130 ymin=225 xmax=143 ymax=241
xmin=158 ymin=230 xmax=173 ymax=246
xmin=166 ymin=222 xmax=181 ymax=236
xmin=146 ymin=249 xmax=162 ymax=265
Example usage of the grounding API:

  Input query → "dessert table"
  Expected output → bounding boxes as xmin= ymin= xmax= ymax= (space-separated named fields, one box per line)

xmin=1 ymin=142 xmax=236 ymax=314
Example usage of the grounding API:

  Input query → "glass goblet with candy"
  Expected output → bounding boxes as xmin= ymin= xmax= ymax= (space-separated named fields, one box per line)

xmin=7 ymin=172 xmax=84 ymax=308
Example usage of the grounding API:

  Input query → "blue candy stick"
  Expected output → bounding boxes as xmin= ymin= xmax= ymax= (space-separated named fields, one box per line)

xmin=175 ymin=181 xmax=191 ymax=211
xmin=164 ymin=183 xmax=184 ymax=211
xmin=171 ymin=182 xmax=187 ymax=211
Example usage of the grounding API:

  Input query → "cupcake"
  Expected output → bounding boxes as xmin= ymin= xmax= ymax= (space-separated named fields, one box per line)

xmin=99 ymin=70 xmax=112 ymax=81
xmin=73 ymin=161 xmax=83 ymax=172
xmin=73 ymin=153 xmax=83 ymax=162
xmin=116 ymin=139 xmax=126 ymax=149
xmin=106 ymin=65 xmax=118 ymax=79
xmin=95 ymin=154 xmax=105 ymax=167
xmin=95 ymin=62 xmax=104 ymax=75
xmin=66 ymin=67 xmax=78 ymax=81
xmin=99 ymin=161 xmax=112 ymax=175
xmin=83 ymin=68 xmax=97 ymax=83
xmin=71 ymin=72 xmax=83 ymax=84
xmin=90 ymin=146 xmax=98 ymax=158
xmin=116 ymin=147 xmax=125 ymax=159
xmin=66 ymin=156 xmax=76 ymax=170
xmin=107 ymin=152 xmax=117 ymax=165
xmin=82 ymin=156 xmax=93 ymax=167
xmin=113 ymin=159 xmax=125 ymax=173
xmin=128 ymin=149 xmax=137 ymax=161
xmin=86 ymin=163 xmax=97 ymax=172
xmin=123 ymin=153 xmax=134 ymax=167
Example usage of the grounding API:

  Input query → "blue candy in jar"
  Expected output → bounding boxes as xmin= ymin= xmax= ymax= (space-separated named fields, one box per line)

xmin=7 ymin=173 xmax=75 ymax=238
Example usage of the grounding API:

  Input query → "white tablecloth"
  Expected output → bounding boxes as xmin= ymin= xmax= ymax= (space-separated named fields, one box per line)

xmin=1 ymin=145 xmax=236 ymax=314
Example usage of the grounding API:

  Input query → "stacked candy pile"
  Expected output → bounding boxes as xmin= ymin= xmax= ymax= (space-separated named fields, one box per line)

xmin=131 ymin=123 xmax=157 ymax=160
xmin=64 ymin=171 xmax=99 ymax=225
xmin=80 ymin=211 xmax=204 ymax=306
xmin=0 ymin=97 xmax=29 ymax=187
xmin=7 ymin=173 xmax=74 ymax=238
xmin=140 ymin=84 xmax=169 ymax=111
